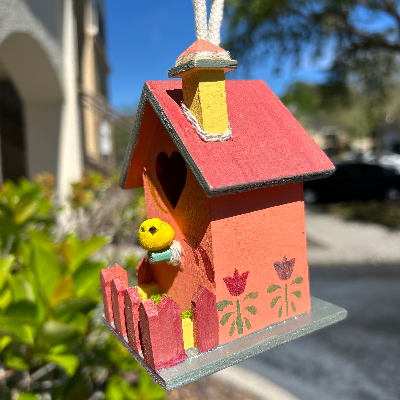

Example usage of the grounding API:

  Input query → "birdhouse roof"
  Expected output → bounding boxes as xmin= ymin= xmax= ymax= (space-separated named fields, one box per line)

xmin=120 ymin=80 xmax=334 ymax=197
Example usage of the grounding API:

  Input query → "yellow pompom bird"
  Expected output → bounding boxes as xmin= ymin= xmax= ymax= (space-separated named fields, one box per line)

xmin=138 ymin=218 xmax=175 ymax=251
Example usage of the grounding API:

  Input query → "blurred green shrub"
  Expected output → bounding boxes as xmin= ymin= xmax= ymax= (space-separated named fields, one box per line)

xmin=70 ymin=172 xmax=110 ymax=210
xmin=0 ymin=175 xmax=164 ymax=400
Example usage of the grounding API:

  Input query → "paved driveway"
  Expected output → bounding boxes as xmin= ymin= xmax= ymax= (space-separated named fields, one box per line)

xmin=306 ymin=208 xmax=400 ymax=266
xmin=240 ymin=266 xmax=400 ymax=400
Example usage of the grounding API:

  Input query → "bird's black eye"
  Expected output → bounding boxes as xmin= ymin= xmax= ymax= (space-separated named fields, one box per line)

xmin=149 ymin=226 xmax=157 ymax=234
xmin=141 ymin=227 xmax=146 ymax=232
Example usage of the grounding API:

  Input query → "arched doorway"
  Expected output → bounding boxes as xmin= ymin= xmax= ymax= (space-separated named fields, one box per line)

xmin=0 ymin=32 xmax=63 ymax=183
xmin=0 ymin=78 xmax=26 ymax=181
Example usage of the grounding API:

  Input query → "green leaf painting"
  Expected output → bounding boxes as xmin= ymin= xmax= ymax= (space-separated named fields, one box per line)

xmin=229 ymin=320 xmax=236 ymax=336
xmin=244 ymin=291 xmax=259 ymax=300
xmin=267 ymin=284 xmax=281 ymax=293
xmin=270 ymin=296 xmax=281 ymax=308
xmin=291 ymin=276 xmax=303 ymax=285
xmin=218 ymin=283 xmax=258 ymax=336
xmin=292 ymin=290 xmax=302 ymax=298
xmin=245 ymin=305 xmax=257 ymax=315
xmin=216 ymin=299 xmax=233 ymax=311
xmin=278 ymin=305 xmax=283 ymax=318
xmin=220 ymin=312 xmax=234 ymax=326
xmin=267 ymin=270 xmax=304 ymax=318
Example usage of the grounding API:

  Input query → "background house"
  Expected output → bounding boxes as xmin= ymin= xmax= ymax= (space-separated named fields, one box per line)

xmin=0 ymin=0 xmax=133 ymax=200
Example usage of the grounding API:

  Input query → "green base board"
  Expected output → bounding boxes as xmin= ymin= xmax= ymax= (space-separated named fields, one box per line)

xmin=103 ymin=297 xmax=347 ymax=391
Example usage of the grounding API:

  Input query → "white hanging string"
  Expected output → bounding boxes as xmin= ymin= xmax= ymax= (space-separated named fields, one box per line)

xmin=192 ymin=0 xmax=208 ymax=40
xmin=191 ymin=0 xmax=225 ymax=46
xmin=207 ymin=0 xmax=225 ymax=46
xmin=181 ymin=102 xmax=232 ymax=142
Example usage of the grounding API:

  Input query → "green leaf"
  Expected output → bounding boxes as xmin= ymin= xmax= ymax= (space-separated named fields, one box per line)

xmin=54 ymin=297 xmax=97 ymax=318
xmin=51 ymin=276 xmax=75 ymax=307
xmin=14 ymin=195 xmax=39 ymax=224
xmin=5 ymin=353 xmax=29 ymax=370
xmin=270 ymin=296 xmax=281 ymax=308
xmin=291 ymin=276 xmax=304 ymax=285
xmin=105 ymin=374 xmax=143 ymax=400
xmin=50 ymin=344 xmax=68 ymax=355
xmin=20 ymin=268 xmax=46 ymax=321
xmin=229 ymin=320 xmax=236 ymax=337
xmin=220 ymin=312 xmax=234 ymax=326
xmin=73 ymin=261 xmax=105 ymax=299
xmin=216 ymin=299 xmax=233 ymax=311
xmin=62 ymin=313 xmax=88 ymax=334
xmin=18 ymin=394 xmax=40 ymax=400
xmin=0 ymin=335 xmax=12 ymax=352
xmin=62 ymin=235 xmax=108 ymax=274
xmin=0 ymin=255 xmax=14 ymax=291
xmin=0 ymin=319 xmax=35 ymax=345
xmin=30 ymin=231 xmax=61 ymax=302
xmin=0 ymin=288 xmax=12 ymax=310
xmin=41 ymin=321 xmax=80 ymax=345
xmin=291 ymin=301 xmax=297 ymax=312
xmin=278 ymin=304 xmax=283 ymax=318
xmin=245 ymin=305 xmax=257 ymax=315
xmin=292 ymin=290 xmax=302 ymax=298
xmin=105 ymin=375 xmax=125 ymax=400
xmin=137 ymin=370 xmax=165 ymax=400
xmin=267 ymin=284 xmax=281 ymax=293
xmin=45 ymin=354 xmax=79 ymax=376
xmin=4 ymin=301 xmax=41 ymax=322
xmin=244 ymin=291 xmax=259 ymax=300
xmin=244 ymin=317 xmax=251 ymax=330
xmin=10 ymin=275 xmax=35 ymax=303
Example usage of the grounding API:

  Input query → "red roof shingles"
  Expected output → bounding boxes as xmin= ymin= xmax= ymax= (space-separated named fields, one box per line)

xmin=122 ymin=80 xmax=334 ymax=195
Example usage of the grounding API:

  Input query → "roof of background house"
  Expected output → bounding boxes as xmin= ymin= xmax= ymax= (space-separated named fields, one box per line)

xmin=119 ymin=80 xmax=335 ymax=197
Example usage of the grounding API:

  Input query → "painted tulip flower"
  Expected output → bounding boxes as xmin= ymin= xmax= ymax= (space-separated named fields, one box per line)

xmin=218 ymin=269 xmax=258 ymax=337
xmin=223 ymin=269 xmax=249 ymax=297
xmin=274 ymin=256 xmax=295 ymax=281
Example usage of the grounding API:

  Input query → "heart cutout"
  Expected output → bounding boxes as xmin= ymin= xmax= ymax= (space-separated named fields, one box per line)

xmin=156 ymin=151 xmax=187 ymax=209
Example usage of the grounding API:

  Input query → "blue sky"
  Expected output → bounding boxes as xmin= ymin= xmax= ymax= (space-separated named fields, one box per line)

xmin=107 ymin=0 xmax=328 ymax=110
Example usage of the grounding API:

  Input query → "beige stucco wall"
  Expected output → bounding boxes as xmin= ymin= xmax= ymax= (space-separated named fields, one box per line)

xmin=0 ymin=0 xmax=83 ymax=201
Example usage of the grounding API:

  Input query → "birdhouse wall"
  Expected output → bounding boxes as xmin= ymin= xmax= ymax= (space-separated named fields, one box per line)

xmin=209 ymin=182 xmax=311 ymax=345
xmin=142 ymin=117 xmax=215 ymax=312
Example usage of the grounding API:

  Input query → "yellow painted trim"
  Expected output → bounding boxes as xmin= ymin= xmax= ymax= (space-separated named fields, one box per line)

xmin=182 ymin=318 xmax=194 ymax=349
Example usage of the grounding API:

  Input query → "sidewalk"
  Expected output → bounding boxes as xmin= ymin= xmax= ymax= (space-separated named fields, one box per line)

xmin=306 ymin=207 xmax=400 ymax=266
xmin=213 ymin=366 xmax=301 ymax=400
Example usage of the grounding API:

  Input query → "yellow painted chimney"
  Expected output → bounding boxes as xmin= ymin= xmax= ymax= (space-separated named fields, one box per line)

xmin=168 ymin=40 xmax=237 ymax=135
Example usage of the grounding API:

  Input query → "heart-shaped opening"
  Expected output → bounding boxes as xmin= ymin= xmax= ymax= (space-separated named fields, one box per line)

xmin=156 ymin=151 xmax=187 ymax=209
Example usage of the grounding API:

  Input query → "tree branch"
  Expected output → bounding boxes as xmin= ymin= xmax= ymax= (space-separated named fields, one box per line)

xmin=330 ymin=16 xmax=400 ymax=52
xmin=382 ymin=0 xmax=400 ymax=28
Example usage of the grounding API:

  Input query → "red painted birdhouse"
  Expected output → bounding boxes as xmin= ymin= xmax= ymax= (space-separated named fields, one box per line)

xmin=100 ymin=39 xmax=346 ymax=390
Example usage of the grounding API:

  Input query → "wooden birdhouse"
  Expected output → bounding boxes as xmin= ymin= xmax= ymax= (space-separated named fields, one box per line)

xmin=100 ymin=35 xmax=346 ymax=390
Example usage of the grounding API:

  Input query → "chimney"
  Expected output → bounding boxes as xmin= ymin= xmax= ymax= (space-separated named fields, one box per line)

xmin=168 ymin=40 xmax=237 ymax=136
